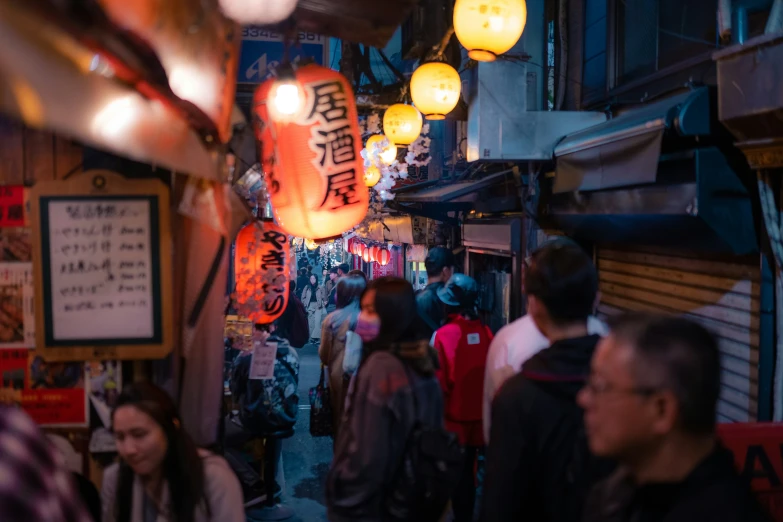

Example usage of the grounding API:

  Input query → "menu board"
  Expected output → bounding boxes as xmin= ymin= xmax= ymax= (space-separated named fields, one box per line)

xmin=30 ymin=171 xmax=172 ymax=361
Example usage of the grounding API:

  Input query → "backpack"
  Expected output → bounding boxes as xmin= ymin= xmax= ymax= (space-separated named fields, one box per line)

xmin=288 ymin=297 xmax=309 ymax=348
xmin=384 ymin=358 xmax=463 ymax=521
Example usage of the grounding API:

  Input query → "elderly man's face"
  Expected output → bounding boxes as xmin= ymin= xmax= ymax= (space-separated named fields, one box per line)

xmin=577 ymin=335 xmax=664 ymax=460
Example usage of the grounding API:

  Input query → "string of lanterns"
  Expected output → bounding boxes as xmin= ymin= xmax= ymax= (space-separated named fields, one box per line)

xmin=350 ymin=239 xmax=392 ymax=266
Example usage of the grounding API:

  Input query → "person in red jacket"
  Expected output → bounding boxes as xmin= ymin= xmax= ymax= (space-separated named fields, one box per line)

xmin=433 ymin=273 xmax=493 ymax=522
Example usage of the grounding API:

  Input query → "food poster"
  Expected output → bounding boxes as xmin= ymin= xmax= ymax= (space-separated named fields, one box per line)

xmin=85 ymin=361 xmax=122 ymax=428
xmin=0 ymin=349 xmax=88 ymax=427
xmin=0 ymin=263 xmax=35 ymax=348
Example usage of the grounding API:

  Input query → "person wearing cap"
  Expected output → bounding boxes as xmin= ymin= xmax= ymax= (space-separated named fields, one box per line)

xmin=416 ymin=246 xmax=456 ymax=337
xmin=432 ymin=273 xmax=493 ymax=522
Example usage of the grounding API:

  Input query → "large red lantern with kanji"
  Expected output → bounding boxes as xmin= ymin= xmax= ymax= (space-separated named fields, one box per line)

xmin=234 ymin=221 xmax=290 ymax=324
xmin=254 ymin=64 xmax=369 ymax=239
xmin=376 ymin=248 xmax=391 ymax=266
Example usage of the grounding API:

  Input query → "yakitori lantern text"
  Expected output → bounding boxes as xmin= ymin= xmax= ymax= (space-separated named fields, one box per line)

xmin=254 ymin=64 xmax=369 ymax=239
xmin=234 ymin=221 xmax=290 ymax=324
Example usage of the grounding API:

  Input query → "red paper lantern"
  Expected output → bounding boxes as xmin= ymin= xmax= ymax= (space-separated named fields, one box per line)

xmin=254 ymin=64 xmax=369 ymax=239
xmin=362 ymin=245 xmax=372 ymax=263
xmin=376 ymin=248 xmax=391 ymax=266
xmin=234 ymin=221 xmax=290 ymax=324
xmin=369 ymin=244 xmax=380 ymax=262
xmin=352 ymin=240 xmax=363 ymax=256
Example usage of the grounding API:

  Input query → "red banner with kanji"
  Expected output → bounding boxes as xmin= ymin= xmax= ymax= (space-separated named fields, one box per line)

xmin=0 ymin=186 xmax=25 ymax=227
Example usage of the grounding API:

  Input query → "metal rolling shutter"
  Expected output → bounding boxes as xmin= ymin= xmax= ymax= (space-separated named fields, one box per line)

xmin=595 ymin=246 xmax=761 ymax=423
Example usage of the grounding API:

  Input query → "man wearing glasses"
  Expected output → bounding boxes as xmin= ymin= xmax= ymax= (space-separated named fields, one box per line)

xmin=579 ymin=314 xmax=770 ymax=522
xmin=482 ymin=240 xmax=610 ymax=521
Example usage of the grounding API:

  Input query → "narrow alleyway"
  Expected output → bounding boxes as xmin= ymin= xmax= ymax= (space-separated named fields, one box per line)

xmin=249 ymin=342 xmax=332 ymax=521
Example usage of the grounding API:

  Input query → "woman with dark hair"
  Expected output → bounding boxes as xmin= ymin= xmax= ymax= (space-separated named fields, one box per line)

xmin=326 ymin=277 xmax=444 ymax=521
xmin=302 ymin=273 xmax=325 ymax=344
xmin=318 ymin=274 xmax=367 ymax=441
xmin=101 ymin=382 xmax=244 ymax=522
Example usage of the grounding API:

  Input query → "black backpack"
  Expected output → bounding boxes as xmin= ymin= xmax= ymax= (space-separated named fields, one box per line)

xmin=384 ymin=359 xmax=463 ymax=521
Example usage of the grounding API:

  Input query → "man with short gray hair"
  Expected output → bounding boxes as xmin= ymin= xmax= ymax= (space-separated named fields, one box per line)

xmin=579 ymin=313 xmax=770 ymax=522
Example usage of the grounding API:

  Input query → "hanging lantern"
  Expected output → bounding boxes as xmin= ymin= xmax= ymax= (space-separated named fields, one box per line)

xmin=254 ymin=64 xmax=370 ymax=239
xmin=369 ymin=244 xmax=380 ymax=262
xmin=383 ymin=104 xmax=423 ymax=145
xmin=234 ymin=221 xmax=290 ymax=324
xmin=454 ymin=0 xmax=528 ymax=62
xmin=376 ymin=248 xmax=391 ymax=266
xmin=365 ymin=134 xmax=397 ymax=165
xmin=219 ymin=0 xmax=297 ymax=25
xmin=410 ymin=62 xmax=462 ymax=120
xmin=362 ymin=246 xmax=373 ymax=263
xmin=304 ymin=238 xmax=319 ymax=250
xmin=353 ymin=240 xmax=363 ymax=256
xmin=363 ymin=166 xmax=381 ymax=187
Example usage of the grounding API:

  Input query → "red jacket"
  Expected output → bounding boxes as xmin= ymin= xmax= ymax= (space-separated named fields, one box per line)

xmin=433 ymin=315 xmax=493 ymax=446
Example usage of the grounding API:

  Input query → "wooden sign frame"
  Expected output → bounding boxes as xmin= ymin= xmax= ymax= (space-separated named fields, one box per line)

xmin=29 ymin=170 xmax=173 ymax=361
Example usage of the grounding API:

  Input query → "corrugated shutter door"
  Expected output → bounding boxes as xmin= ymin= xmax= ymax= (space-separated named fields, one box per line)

xmin=596 ymin=246 xmax=760 ymax=423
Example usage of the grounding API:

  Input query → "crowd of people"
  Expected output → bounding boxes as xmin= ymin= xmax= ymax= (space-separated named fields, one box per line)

xmin=0 ymin=239 xmax=775 ymax=522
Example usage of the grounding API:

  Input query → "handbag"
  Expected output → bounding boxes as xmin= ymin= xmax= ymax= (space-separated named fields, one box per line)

xmin=309 ymin=364 xmax=333 ymax=437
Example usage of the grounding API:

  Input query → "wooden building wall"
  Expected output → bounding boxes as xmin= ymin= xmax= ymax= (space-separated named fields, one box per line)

xmin=0 ymin=117 xmax=82 ymax=185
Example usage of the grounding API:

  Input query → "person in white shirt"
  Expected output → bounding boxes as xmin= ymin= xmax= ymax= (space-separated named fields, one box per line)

xmin=483 ymin=314 xmax=608 ymax=442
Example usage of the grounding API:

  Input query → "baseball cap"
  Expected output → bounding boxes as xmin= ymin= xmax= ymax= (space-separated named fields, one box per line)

xmin=437 ymin=273 xmax=479 ymax=308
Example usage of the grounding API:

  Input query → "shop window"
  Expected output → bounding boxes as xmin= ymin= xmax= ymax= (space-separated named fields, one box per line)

xmin=407 ymin=261 xmax=429 ymax=291
xmin=616 ymin=0 xmax=718 ymax=85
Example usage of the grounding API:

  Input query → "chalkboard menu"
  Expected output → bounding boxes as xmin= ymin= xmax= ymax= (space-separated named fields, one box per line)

xmin=30 ymin=171 xmax=173 ymax=361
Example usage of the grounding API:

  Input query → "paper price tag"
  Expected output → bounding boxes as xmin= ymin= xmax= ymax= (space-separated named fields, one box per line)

xmin=250 ymin=341 xmax=277 ymax=380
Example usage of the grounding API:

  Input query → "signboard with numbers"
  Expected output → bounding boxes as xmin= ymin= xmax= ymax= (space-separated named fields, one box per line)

xmin=238 ymin=27 xmax=329 ymax=84
xmin=29 ymin=170 xmax=173 ymax=361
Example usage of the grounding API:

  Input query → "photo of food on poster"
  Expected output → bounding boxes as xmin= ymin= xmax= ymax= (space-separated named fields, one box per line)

xmin=0 ymin=349 xmax=88 ymax=427
xmin=0 ymin=262 xmax=34 ymax=348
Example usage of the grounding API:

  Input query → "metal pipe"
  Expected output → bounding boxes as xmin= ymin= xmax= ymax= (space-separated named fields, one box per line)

xmin=732 ymin=6 xmax=748 ymax=45
xmin=718 ymin=0 xmax=732 ymax=42
xmin=766 ymin=0 xmax=783 ymax=34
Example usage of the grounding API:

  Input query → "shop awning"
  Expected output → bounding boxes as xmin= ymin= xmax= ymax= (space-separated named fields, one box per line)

xmin=394 ymin=170 xmax=514 ymax=204
xmin=552 ymin=87 xmax=711 ymax=194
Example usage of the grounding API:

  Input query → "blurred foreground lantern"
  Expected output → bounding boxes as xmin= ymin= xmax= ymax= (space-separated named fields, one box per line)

xmin=376 ymin=248 xmax=391 ymax=266
xmin=366 ymin=134 xmax=397 ymax=165
xmin=454 ymin=0 xmax=527 ymax=62
xmin=411 ymin=62 xmax=462 ymax=120
xmin=363 ymin=166 xmax=381 ymax=187
xmin=234 ymin=221 xmax=290 ymax=324
xmin=219 ymin=0 xmax=298 ymax=25
xmin=255 ymin=64 xmax=369 ymax=239
xmin=304 ymin=238 xmax=319 ymax=250
xmin=383 ymin=104 xmax=423 ymax=145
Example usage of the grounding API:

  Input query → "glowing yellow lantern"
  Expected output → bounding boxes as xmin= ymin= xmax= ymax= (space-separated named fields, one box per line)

xmin=304 ymin=238 xmax=319 ymax=250
xmin=454 ymin=0 xmax=528 ymax=62
xmin=364 ymin=166 xmax=381 ymax=187
xmin=383 ymin=104 xmax=423 ymax=145
xmin=410 ymin=62 xmax=461 ymax=120
xmin=366 ymin=134 xmax=397 ymax=165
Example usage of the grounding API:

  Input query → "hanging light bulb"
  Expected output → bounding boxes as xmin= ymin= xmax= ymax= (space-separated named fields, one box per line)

xmin=218 ymin=0 xmax=298 ymax=25
xmin=454 ymin=0 xmax=528 ymax=62
xmin=383 ymin=104 xmax=423 ymax=145
xmin=366 ymin=135 xmax=397 ymax=165
xmin=410 ymin=62 xmax=462 ymax=120
xmin=268 ymin=65 xmax=304 ymax=122
xmin=363 ymin=166 xmax=381 ymax=187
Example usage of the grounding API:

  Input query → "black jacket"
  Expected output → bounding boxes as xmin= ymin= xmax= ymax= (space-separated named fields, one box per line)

xmin=416 ymin=282 xmax=446 ymax=336
xmin=583 ymin=446 xmax=772 ymax=522
xmin=482 ymin=334 xmax=606 ymax=522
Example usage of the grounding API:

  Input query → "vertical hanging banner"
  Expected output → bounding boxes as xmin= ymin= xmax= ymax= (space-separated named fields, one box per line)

xmin=254 ymin=64 xmax=369 ymax=239
xmin=0 ymin=186 xmax=25 ymax=227
xmin=234 ymin=221 xmax=290 ymax=324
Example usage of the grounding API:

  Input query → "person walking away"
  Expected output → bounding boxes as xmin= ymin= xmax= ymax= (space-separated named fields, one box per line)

xmin=319 ymin=274 xmax=367 ymax=443
xmin=348 ymin=269 xmax=367 ymax=283
xmin=227 ymin=324 xmax=300 ymax=507
xmin=326 ymin=277 xmax=445 ymax=521
xmin=482 ymin=238 xmax=608 ymax=443
xmin=432 ymin=274 xmax=493 ymax=522
xmin=302 ymin=274 xmax=324 ymax=344
xmin=296 ymin=268 xmax=308 ymax=298
xmin=416 ymin=247 xmax=455 ymax=337
xmin=579 ymin=314 xmax=771 ymax=522
xmin=0 ymin=405 xmax=92 ymax=522
xmin=102 ymin=382 xmax=244 ymax=522
xmin=482 ymin=241 xmax=612 ymax=522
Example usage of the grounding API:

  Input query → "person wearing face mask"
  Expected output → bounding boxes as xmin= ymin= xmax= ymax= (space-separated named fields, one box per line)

xmin=102 ymin=382 xmax=244 ymax=522
xmin=326 ymin=277 xmax=445 ymax=522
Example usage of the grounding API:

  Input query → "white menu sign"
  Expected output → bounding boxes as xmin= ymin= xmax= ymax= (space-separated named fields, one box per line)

xmin=47 ymin=199 xmax=154 ymax=341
